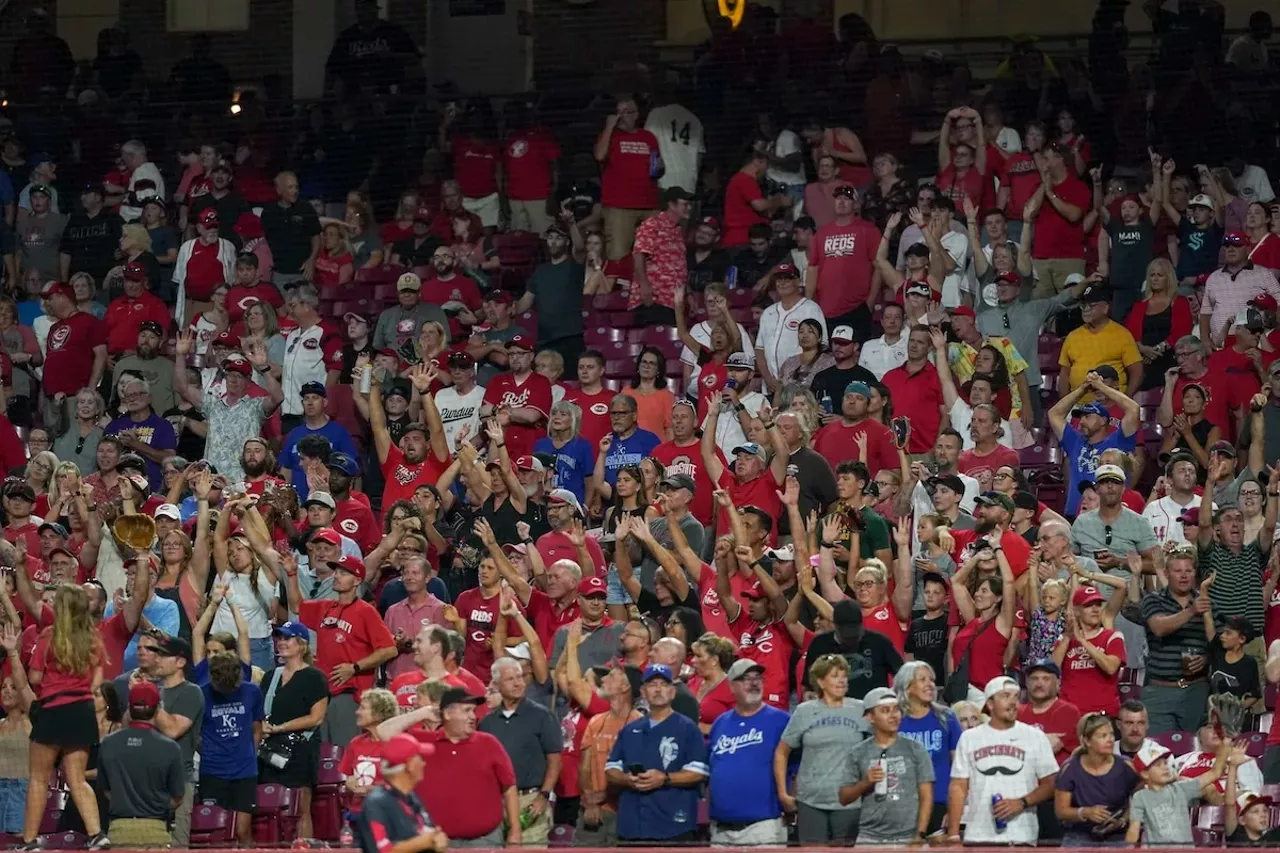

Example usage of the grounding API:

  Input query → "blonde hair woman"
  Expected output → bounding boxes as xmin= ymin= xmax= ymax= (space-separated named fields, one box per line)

xmin=1125 ymin=256 xmax=1193 ymax=391
xmin=24 ymin=450 xmax=57 ymax=510
xmin=43 ymin=461 xmax=87 ymax=524
xmin=243 ymin=301 xmax=285 ymax=375
xmin=314 ymin=223 xmax=354 ymax=288
xmin=104 ymin=223 xmax=156 ymax=299
xmin=340 ymin=688 xmax=400 ymax=801
xmin=413 ymin=320 xmax=449 ymax=370
xmin=950 ymin=700 xmax=985 ymax=730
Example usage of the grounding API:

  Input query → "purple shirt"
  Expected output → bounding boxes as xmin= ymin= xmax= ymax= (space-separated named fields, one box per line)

xmin=1055 ymin=754 xmax=1140 ymax=842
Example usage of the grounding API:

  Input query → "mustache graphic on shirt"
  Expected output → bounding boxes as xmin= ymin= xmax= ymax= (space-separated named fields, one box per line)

xmin=976 ymin=764 xmax=1024 ymax=776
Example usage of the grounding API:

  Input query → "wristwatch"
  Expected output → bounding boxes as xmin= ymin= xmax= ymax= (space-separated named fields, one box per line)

xmin=352 ymin=662 xmax=362 ymax=674
xmin=1019 ymin=796 xmax=1029 ymax=810
xmin=662 ymin=772 xmax=671 ymax=787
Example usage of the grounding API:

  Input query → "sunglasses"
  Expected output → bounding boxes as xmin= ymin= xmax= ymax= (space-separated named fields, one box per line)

xmin=1224 ymin=234 xmax=1247 ymax=247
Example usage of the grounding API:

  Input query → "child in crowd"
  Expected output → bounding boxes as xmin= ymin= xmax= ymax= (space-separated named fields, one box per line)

xmin=1126 ymin=738 xmax=1230 ymax=845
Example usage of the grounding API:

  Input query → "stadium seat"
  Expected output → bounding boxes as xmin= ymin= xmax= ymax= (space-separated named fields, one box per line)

xmin=1118 ymin=682 xmax=1141 ymax=703
xmin=332 ymin=297 xmax=381 ymax=320
xmin=727 ymin=289 xmax=756 ymax=309
xmin=1019 ymin=443 xmax=1058 ymax=470
xmin=190 ymin=803 xmax=236 ymax=848
xmin=1037 ymin=333 xmax=1062 ymax=354
xmin=605 ymin=358 xmax=635 ymax=378
xmin=1152 ymin=730 xmax=1195 ymax=756
xmin=636 ymin=325 xmax=680 ymax=345
xmin=372 ymin=283 xmax=398 ymax=302
xmin=39 ymin=788 xmax=65 ymax=835
xmin=39 ymin=833 xmax=87 ymax=850
xmin=591 ymin=292 xmax=628 ymax=312
xmin=355 ymin=266 xmax=403 ymax=285
xmin=584 ymin=326 xmax=627 ymax=345
xmin=608 ymin=310 xmax=637 ymax=329
xmin=598 ymin=341 xmax=642 ymax=361
xmin=1261 ymin=783 xmax=1280 ymax=801
xmin=1244 ymin=731 xmax=1268 ymax=759
xmin=1265 ymin=683 xmax=1277 ymax=711
xmin=549 ymin=825 xmax=576 ymax=847
xmin=1193 ymin=805 xmax=1224 ymax=846
xmin=252 ymin=783 xmax=300 ymax=845
xmin=517 ymin=311 xmax=538 ymax=341
xmin=1118 ymin=667 xmax=1140 ymax=684
xmin=312 ymin=755 xmax=346 ymax=842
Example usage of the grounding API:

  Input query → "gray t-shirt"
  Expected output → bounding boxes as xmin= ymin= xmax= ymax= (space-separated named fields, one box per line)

xmin=638 ymin=513 xmax=706 ymax=593
xmin=1129 ymin=778 xmax=1201 ymax=846
xmin=1212 ymin=466 xmax=1256 ymax=510
xmin=1071 ymin=508 xmax=1158 ymax=576
xmin=849 ymin=735 xmax=934 ymax=844
xmin=114 ymin=671 xmax=205 ymax=781
xmin=780 ymin=698 xmax=869 ymax=810
xmin=98 ymin=725 xmax=186 ymax=820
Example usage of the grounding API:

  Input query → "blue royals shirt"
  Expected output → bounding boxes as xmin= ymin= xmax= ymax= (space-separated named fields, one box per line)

xmin=606 ymin=711 xmax=709 ymax=840
xmin=707 ymin=704 xmax=791 ymax=824
xmin=899 ymin=709 xmax=964 ymax=803
xmin=1060 ymin=422 xmax=1137 ymax=515
xmin=602 ymin=427 xmax=661 ymax=487
xmin=200 ymin=680 xmax=265 ymax=780
xmin=534 ymin=435 xmax=595 ymax=503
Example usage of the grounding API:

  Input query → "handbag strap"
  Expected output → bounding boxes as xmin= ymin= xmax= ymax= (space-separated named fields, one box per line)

xmin=263 ymin=667 xmax=314 ymax=741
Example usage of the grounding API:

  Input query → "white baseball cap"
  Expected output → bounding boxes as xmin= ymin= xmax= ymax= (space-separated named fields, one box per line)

xmin=830 ymin=325 xmax=855 ymax=344
xmin=1133 ymin=741 xmax=1173 ymax=773
xmin=982 ymin=676 xmax=1020 ymax=703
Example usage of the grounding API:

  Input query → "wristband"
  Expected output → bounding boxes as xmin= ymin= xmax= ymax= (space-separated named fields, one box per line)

xmin=821 ymin=541 xmax=837 ymax=549
xmin=762 ymin=421 xmax=775 ymax=430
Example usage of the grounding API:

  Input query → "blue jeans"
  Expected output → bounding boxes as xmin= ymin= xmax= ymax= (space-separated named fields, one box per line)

xmin=250 ymin=637 xmax=276 ymax=671
xmin=605 ymin=565 xmax=631 ymax=606
xmin=0 ymin=777 xmax=28 ymax=833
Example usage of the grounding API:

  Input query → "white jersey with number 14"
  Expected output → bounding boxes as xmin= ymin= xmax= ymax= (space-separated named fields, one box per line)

xmin=645 ymin=104 xmax=705 ymax=193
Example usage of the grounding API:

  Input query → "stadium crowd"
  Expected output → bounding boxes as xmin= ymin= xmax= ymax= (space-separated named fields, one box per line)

xmin=6 ymin=0 xmax=1280 ymax=849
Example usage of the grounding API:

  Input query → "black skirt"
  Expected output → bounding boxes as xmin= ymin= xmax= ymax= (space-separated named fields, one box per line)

xmin=31 ymin=697 xmax=98 ymax=748
xmin=258 ymin=733 xmax=320 ymax=789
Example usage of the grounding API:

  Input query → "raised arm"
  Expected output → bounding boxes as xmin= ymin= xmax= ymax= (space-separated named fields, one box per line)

xmin=889 ymin=518 xmax=914 ymax=623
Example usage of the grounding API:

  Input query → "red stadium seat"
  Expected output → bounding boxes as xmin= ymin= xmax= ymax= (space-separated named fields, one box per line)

xmin=1267 ymin=683 xmax=1279 ymax=710
xmin=609 ymin=311 xmax=637 ymax=329
xmin=312 ymin=755 xmax=346 ymax=842
xmin=605 ymin=358 xmax=636 ymax=378
xmin=39 ymin=788 xmax=65 ymax=834
xmin=599 ymin=341 xmax=642 ymax=360
xmin=584 ymin=326 xmax=627 ymax=345
xmin=1019 ymin=443 xmax=1058 ymax=470
xmin=636 ymin=324 xmax=680 ymax=345
xmin=494 ymin=231 xmax=541 ymax=266
xmin=332 ymin=297 xmax=381 ymax=320
xmin=1037 ymin=333 xmax=1062 ymax=354
xmin=549 ymin=825 xmax=576 ymax=847
xmin=1151 ymin=730 xmax=1195 ymax=756
xmin=1118 ymin=682 xmax=1141 ymax=703
xmin=190 ymin=803 xmax=236 ymax=848
xmin=252 ymin=783 xmax=300 ymax=846
xmin=591 ymin=292 xmax=628 ymax=312
xmin=1193 ymin=805 xmax=1224 ymax=846
xmin=1244 ymin=731 xmax=1268 ymax=759
xmin=40 ymin=833 xmax=87 ymax=849
xmin=354 ymin=265 xmax=403 ymax=285
xmin=373 ymin=283 xmax=397 ymax=302
xmin=517 ymin=311 xmax=538 ymax=341
xmin=727 ymin=289 xmax=756 ymax=308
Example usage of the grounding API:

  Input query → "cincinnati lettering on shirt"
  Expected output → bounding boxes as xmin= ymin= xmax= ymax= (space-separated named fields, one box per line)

xmin=618 ymin=140 xmax=652 ymax=156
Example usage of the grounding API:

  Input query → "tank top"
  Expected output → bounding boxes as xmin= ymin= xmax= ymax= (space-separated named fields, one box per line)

xmin=212 ymin=568 xmax=277 ymax=638
xmin=0 ymin=716 xmax=30 ymax=778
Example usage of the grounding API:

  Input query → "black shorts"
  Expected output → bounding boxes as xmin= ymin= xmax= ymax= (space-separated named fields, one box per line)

xmin=198 ymin=775 xmax=258 ymax=814
xmin=31 ymin=697 xmax=97 ymax=748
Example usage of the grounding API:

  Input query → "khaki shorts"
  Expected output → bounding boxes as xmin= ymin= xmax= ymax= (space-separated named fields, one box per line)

xmin=603 ymin=207 xmax=654 ymax=260
xmin=510 ymin=199 xmax=551 ymax=234
xmin=462 ymin=193 xmax=500 ymax=228
xmin=505 ymin=790 xmax=552 ymax=848
xmin=109 ymin=817 xmax=172 ymax=848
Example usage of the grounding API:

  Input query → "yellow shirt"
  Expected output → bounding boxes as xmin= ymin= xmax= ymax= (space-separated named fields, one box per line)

xmin=1059 ymin=320 xmax=1141 ymax=393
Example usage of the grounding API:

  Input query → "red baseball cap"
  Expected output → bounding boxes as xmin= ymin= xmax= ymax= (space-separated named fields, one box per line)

xmin=233 ymin=212 xmax=264 ymax=239
xmin=380 ymin=733 xmax=435 ymax=768
xmin=1250 ymin=293 xmax=1279 ymax=312
xmin=123 ymin=261 xmax=148 ymax=281
xmin=40 ymin=281 xmax=74 ymax=301
xmin=312 ymin=528 xmax=342 ymax=547
xmin=214 ymin=330 xmax=240 ymax=349
xmin=1073 ymin=585 xmax=1105 ymax=607
xmin=951 ymin=306 xmax=977 ymax=320
xmin=577 ymin=576 xmax=607 ymax=598
xmin=742 ymin=581 xmax=767 ymax=600
xmin=221 ymin=355 xmax=252 ymax=376
xmin=413 ymin=204 xmax=433 ymax=223
xmin=198 ymin=208 xmax=219 ymax=228
xmin=506 ymin=335 xmax=533 ymax=352
xmin=128 ymin=681 xmax=161 ymax=710
xmin=329 ymin=554 xmax=367 ymax=581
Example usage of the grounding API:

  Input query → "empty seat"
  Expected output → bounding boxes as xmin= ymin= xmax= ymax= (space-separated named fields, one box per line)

xmin=1244 ymin=731 xmax=1268 ymax=759
xmin=1193 ymin=805 xmax=1224 ymax=846
xmin=190 ymin=803 xmax=235 ymax=848
xmin=1118 ymin=682 xmax=1141 ymax=703
xmin=635 ymin=324 xmax=680 ymax=344
xmin=354 ymin=265 xmax=403 ymax=285
xmin=591 ymin=292 xmax=628 ymax=312
xmin=40 ymin=833 xmax=87 ymax=850
xmin=599 ymin=341 xmax=642 ymax=360
xmin=252 ymin=783 xmax=300 ymax=846
xmin=584 ymin=326 xmax=626 ymax=345
xmin=372 ymin=283 xmax=398 ymax=302
xmin=1152 ymin=730 xmax=1195 ymax=756
xmin=549 ymin=825 xmax=576 ymax=847
xmin=1019 ymin=444 xmax=1058 ymax=469
xmin=605 ymin=358 xmax=636 ymax=378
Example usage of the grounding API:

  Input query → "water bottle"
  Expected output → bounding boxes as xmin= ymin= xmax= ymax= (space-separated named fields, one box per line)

xmin=649 ymin=151 xmax=660 ymax=178
xmin=873 ymin=749 xmax=889 ymax=800
xmin=820 ymin=389 xmax=833 ymax=414
xmin=726 ymin=266 xmax=738 ymax=289
xmin=338 ymin=817 xmax=355 ymax=848
xmin=519 ymin=806 xmax=535 ymax=830
xmin=992 ymin=795 xmax=1007 ymax=833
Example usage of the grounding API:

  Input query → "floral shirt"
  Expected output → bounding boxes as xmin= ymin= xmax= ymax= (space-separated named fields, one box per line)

xmin=947 ymin=336 xmax=1031 ymax=418
xmin=202 ymin=385 xmax=272 ymax=483
xmin=629 ymin=212 xmax=687 ymax=310
xmin=1026 ymin=607 xmax=1065 ymax=663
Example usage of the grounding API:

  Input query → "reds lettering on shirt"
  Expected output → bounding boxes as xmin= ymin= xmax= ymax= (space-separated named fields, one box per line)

xmin=454 ymin=587 xmax=506 ymax=680
xmin=482 ymin=372 xmax=551 ymax=460
xmin=729 ymin=610 xmax=793 ymax=710
xmin=823 ymin=233 xmax=858 ymax=256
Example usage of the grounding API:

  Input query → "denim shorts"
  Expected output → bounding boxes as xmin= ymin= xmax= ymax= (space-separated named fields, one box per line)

xmin=0 ymin=777 xmax=28 ymax=834
xmin=249 ymin=637 xmax=275 ymax=671
xmin=605 ymin=565 xmax=632 ymax=607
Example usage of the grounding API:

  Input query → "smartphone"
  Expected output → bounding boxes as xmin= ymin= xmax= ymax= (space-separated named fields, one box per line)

xmin=786 ymin=463 xmax=799 ymax=479
xmin=627 ymin=763 xmax=646 ymax=775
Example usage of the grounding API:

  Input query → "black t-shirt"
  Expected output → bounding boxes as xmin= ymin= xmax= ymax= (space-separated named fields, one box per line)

xmin=906 ymin=614 xmax=948 ymax=687
xmin=61 ymin=209 xmax=123 ymax=281
xmin=804 ymin=628 xmax=904 ymax=701
xmin=326 ymin=21 xmax=420 ymax=92
xmin=391 ymin=235 xmax=442 ymax=268
xmin=636 ymin=584 xmax=698 ymax=628
xmin=686 ymin=248 xmax=730 ymax=292
xmin=528 ymin=259 xmax=587 ymax=344
xmin=1209 ymin=642 xmax=1262 ymax=703
xmin=164 ymin=405 xmax=207 ymax=462
xmin=340 ymin=342 xmax=377 ymax=384
xmin=730 ymin=247 xmax=787 ymax=289
xmin=557 ymin=182 xmax=600 ymax=223
xmin=1020 ymin=525 xmax=1040 ymax=546
xmin=260 ymin=201 xmax=322 ymax=274
xmin=810 ymin=363 xmax=878 ymax=408
xmin=260 ymin=665 xmax=330 ymax=723
xmin=1228 ymin=826 xmax=1280 ymax=847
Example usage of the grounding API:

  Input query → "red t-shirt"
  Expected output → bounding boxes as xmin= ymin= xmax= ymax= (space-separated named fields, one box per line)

xmin=104 ymin=294 xmax=171 ymax=355
xmin=420 ymin=275 xmax=483 ymax=339
xmin=699 ymin=677 xmax=734 ymax=725
xmin=184 ymin=239 xmax=227 ymax=301
xmin=936 ymin=165 xmax=993 ymax=211
xmin=862 ymin=601 xmax=907 ymax=656
xmin=812 ymin=419 xmax=899 ymax=477
xmin=999 ymin=153 xmax=1042 ymax=220
xmin=334 ymin=496 xmax=380 ymax=555
xmin=297 ymin=598 xmax=395 ymax=696
xmin=1059 ymin=627 xmax=1126 ymax=716
xmin=388 ymin=668 xmax=486 ymax=709
xmin=600 ymin=128 xmax=660 ymax=210
xmin=694 ymin=361 xmax=729 ymax=421
xmin=339 ymin=732 xmax=386 ymax=811
xmin=727 ymin=610 xmax=793 ymax=710
xmin=453 ymin=586 xmax=509 ymax=681
xmin=1017 ymin=699 xmax=1082 ymax=765
xmin=1033 ymin=174 xmax=1091 ymax=260
xmin=524 ymin=587 xmax=581 ymax=653
xmin=808 ymin=218 xmax=882 ymax=317
xmin=716 ymin=469 xmax=781 ymax=545
xmin=451 ymin=136 xmax=501 ymax=198
xmin=651 ymin=440 xmax=726 ymax=527
xmin=226 ymin=283 xmax=284 ymax=325
xmin=411 ymin=729 xmax=515 ymax=840
xmin=697 ymin=563 xmax=757 ymax=645
xmin=951 ymin=616 xmax=1010 ymax=689
xmin=948 ymin=527 xmax=1033 ymax=577
xmin=30 ymin=627 xmax=103 ymax=707
xmin=958 ymin=444 xmax=1022 ymax=494
xmin=557 ymin=694 xmax=609 ymax=799
xmin=97 ymin=611 xmax=135 ymax=680
xmin=4 ymin=522 xmax=38 ymax=560
xmin=44 ymin=312 xmax=107 ymax=396
xmin=313 ymin=250 xmax=353 ymax=287
xmin=380 ymin=443 xmax=448 ymax=515
xmin=721 ymin=171 xmax=765 ymax=248
xmin=482 ymin=372 xmax=552 ymax=460
xmin=535 ymin=531 xmax=606 ymax=580
xmin=881 ymin=362 xmax=945 ymax=453
xmin=564 ymin=387 xmax=613 ymax=448
xmin=503 ymin=130 xmax=561 ymax=201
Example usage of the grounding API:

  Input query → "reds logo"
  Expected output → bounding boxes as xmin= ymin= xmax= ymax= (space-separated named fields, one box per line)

xmin=133 ymin=303 xmax=144 ymax=312
xmin=50 ymin=325 xmax=71 ymax=351
xmin=236 ymin=295 xmax=262 ymax=310
xmin=339 ymin=518 xmax=358 ymax=534
xmin=823 ymin=234 xmax=857 ymax=257
xmin=589 ymin=402 xmax=608 ymax=416
xmin=785 ymin=319 xmax=799 ymax=330
xmin=500 ymin=390 xmax=531 ymax=408
xmin=509 ymin=140 xmax=528 ymax=158
xmin=303 ymin=338 xmax=319 ymax=350
xmin=702 ymin=373 xmax=717 ymax=388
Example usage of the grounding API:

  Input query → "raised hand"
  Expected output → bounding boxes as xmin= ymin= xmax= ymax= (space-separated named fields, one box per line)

xmin=907 ymin=206 xmax=926 ymax=228
xmin=853 ymin=431 xmax=868 ymax=458
xmin=885 ymin=211 xmax=903 ymax=233
xmin=516 ymin=520 xmax=531 ymax=542
xmin=821 ymin=513 xmax=841 ymax=544
xmin=893 ymin=517 xmax=911 ymax=549
xmin=776 ymin=475 xmax=800 ymax=507
xmin=473 ymin=517 xmax=497 ymax=547
xmin=962 ymin=195 xmax=978 ymax=221
xmin=485 ymin=417 xmax=505 ymax=446
xmin=0 ymin=621 xmax=18 ymax=653
xmin=567 ymin=518 xmax=586 ymax=547
xmin=928 ymin=326 xmax=947 ymax=351
xmin=194 ymin=470 xmax=213 ymax=501
xmin=734 ymin=544 xmax=755 ymax=566
xmin=176 ymin=329 xmax=196 ymax=356
xmin=598 ymin=434 xmax=612 ymax=454
xmin=713 ymin=488 xmax=732 ymax=508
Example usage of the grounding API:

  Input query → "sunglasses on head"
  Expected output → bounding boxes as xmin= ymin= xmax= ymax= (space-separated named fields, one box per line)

xmin=1224 ymin=234 xmax=1247 ymax=247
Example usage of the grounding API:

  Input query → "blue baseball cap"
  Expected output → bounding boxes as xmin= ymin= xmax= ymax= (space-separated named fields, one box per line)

xmin=1071 ymin=402 xmax=1109 ymax=419
xmin=327 ymin=452 xmax=359 ymax=476
xmin=273 ymin=621 xmax=311 ymax=641
xmin=641 ymin=663 xmax=674 ymax=684
xmin=845 ymin=381 xmax=871 ymax=399
xmin=1025 ymin=658 xmax=1061 ymax=678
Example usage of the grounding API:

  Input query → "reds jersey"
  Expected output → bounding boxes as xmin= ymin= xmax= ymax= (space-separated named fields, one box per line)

xmin=281 ymin=322 xmax=343 ymax=415
xmin=482 ymin=372 xmax=551 ymax=460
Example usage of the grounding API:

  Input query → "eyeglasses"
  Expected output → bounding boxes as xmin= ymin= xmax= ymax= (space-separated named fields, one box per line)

xmin=853 ymin=579 xmax=878 ymax=589
xmin=994 ymin=472 xmax=1013 ymax=481
xmin=609 ymin=410 xmax=631 ymax=417
xmin=1001 ymin=313 xmax=1010 ymax=330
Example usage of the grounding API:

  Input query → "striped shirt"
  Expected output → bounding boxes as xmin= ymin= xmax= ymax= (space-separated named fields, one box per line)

xmin=1199 ymin=541 xmax=1266 ymax=632
xmin=1141 ymin=588 xmax=1213 ymax=681
xmin=1201 ymin=263 xmax=1280 ymax=346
